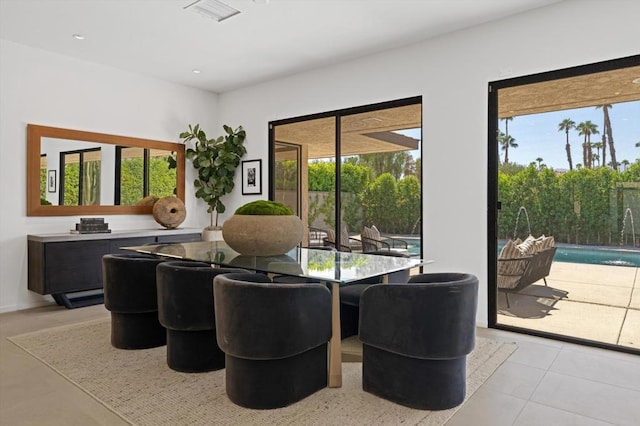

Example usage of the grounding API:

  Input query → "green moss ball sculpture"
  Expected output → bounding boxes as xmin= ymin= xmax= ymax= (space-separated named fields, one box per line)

xmin=234 ymin=200 xmax=294 ymax=216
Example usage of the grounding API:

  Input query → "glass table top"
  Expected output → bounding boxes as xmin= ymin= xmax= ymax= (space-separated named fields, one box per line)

xmin=122 ymin=240 xmax=430 ymax=284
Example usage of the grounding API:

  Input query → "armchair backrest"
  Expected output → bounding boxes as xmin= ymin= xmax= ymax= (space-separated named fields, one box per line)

xmin=214 ymin=273 xmax=332 ymax=359
xmin=359 ymin=273 xmax=478 ymax=359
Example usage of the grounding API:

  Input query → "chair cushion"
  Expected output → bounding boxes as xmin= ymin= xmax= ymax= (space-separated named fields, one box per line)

xmin=536 ymin=235 xmax=555 ymax=251
xmin=362 ymin=226 xmax=382 ymax=251
xmin=499 ymin=239 xmax=521 ymax=259
xmin=325 ymin=229 xmax=336 ymax=243
xmin=516 ymin=235 xmax=536 ymax=256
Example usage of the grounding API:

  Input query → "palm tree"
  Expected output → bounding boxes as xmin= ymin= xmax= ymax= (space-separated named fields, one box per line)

xmin=501 ymin=117 xmax=514 ymax=137
xmin=592 ymin=141 xmax=603 ymax=166
xmin=498 ymin=131 xmax=518 ymax=164
xmin=557 ymin=118 xmax=575 ymax=170
xmin=576 ymin=121 xmax=599 ymax=168
xmin=620 ymin=159 xmax=630 ymax=171
xmin=536 ymin=157 xmax=544 ymax=169
xmin=596 ymin=104 xmax=617 ymax=170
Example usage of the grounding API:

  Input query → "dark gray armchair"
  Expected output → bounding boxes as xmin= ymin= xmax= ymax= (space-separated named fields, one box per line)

xmin=359 ymin=273 xmax=478 ymax=410
xmin=102 ymin=253 xmax=166 ymax=349
xmin=156 ymin=261 xmax=249 ymax=372
xmin=339 ymin=250 xmax=411 ymax=339
xmin=214 ymin=273 xmax=332 ymax=409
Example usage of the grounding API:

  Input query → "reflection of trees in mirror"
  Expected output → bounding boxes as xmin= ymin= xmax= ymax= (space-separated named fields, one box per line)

xmin=120 ymin=155 xmax=176 ymax=205
xmin=39 ymin=168 xmax=46 ymax=199
xmin=41 ymin=146 xmax=176 ymax=206
xmin=61 ymin=161 xmax=101 ymax=206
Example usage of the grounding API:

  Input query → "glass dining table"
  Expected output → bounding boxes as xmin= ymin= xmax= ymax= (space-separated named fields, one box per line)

xmin=122 ymin=240 xmax=431 ymax=388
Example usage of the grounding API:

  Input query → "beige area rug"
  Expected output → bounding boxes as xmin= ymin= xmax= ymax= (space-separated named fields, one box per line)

xmin=8 ymin=319 xmax=516 ymax=426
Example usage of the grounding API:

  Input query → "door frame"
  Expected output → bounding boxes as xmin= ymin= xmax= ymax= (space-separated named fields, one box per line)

xmin=487 ymin=54 xmax=640 ymax=355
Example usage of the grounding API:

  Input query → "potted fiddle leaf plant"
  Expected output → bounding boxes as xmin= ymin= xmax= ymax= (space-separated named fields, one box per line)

xmin=180 ymin=124 xmax=247 ymax=240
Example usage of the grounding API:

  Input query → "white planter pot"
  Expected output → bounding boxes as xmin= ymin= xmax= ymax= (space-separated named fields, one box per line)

xmin=202 ymin=228 xmax=223 ymax=241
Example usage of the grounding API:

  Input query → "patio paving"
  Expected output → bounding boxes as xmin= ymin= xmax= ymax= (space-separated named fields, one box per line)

xmin=497 ymin=261 xmax=639 ymax=350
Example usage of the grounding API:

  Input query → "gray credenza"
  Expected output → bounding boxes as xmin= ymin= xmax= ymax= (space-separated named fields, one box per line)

xmin=27 ymin=228 xmax=202 ymax=308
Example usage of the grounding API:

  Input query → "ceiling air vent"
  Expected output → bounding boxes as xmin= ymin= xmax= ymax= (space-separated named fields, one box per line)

xmin=184 ymin=0 xmax=241 ymax=22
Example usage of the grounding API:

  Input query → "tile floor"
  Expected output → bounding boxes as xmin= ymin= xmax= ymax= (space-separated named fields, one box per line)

xmin=1 ymin=303 xmax=639 ymax=425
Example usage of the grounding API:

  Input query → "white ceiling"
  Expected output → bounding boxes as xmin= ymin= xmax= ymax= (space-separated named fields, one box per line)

xmin=0 ymin=0 xmax=563 ymax=94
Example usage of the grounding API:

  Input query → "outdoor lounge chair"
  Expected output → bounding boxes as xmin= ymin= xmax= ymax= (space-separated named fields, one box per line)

xmin=360 ymin=225 xmax=408 ymax=253
xmin=497 ymin=236 xmax=557 ymax=307
xmin=323 ymin=226 xmax=362 ymax=252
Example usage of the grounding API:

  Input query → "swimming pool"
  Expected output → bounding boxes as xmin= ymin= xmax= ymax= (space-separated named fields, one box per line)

xmin=403 ymin=237 xmax=639 ymax=267
xmin=498 ymin=240 xmax=639 ymax=268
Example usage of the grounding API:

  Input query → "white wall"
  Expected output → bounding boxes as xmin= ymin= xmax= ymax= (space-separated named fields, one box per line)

xmin=0 ymin=40 xmax=218 ymax=312
xmin=216 ymin=0 xmax=640 ymax=326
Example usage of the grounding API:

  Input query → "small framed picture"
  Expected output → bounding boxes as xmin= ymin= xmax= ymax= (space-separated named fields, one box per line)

xmin=241 ymin=159 xmax=262 ymax=195
xmin=47 ymin=170 xmax=57 ymax=193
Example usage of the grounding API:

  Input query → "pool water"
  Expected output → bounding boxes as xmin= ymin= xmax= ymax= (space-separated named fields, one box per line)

xmin=404 ymin=237 xmax=421 ymax=256
xmin=403 ymin=237 xmax=639 ymax=267
xmin=552 ymin=244 xmax=639 ymax=267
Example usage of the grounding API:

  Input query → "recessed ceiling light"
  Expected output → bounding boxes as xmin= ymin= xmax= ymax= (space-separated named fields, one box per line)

xmin=632 ymin=77 xmax=640 ymax=84
xmin=184 ymin=0 xmax=240 ymax=22
xmin=192 ymin=69 xmax=201 ymax=74
xmin=72 ymin=34 xmax=85 ymax=40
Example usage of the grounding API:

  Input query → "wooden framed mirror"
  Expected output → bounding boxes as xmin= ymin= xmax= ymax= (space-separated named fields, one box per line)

xmin=27 ymin=124 xmax=185 ymax=216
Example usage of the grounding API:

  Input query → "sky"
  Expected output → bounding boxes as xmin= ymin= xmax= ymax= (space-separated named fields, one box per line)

xmin=396 ymin=100 xmax=639 ymax=169
xmin=498 ymin=100 xmax=640 ymax=170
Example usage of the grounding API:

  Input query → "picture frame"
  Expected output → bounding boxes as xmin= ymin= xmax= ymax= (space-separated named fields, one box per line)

xmin=47 ymin=170 xmax=57 ymax=193
xmin=241 ymin=159 xmax=262 ymax=195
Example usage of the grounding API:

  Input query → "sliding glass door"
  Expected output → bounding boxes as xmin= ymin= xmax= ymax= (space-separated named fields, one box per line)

xmin=488 ymin=55 xmax=640 ymax=354
xmin=270 ymin=97 xmax=423 ymax=256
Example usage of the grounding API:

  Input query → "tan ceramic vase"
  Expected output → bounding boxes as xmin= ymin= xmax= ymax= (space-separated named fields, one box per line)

xmin=222 ymin=214 xmax=303 ymax=256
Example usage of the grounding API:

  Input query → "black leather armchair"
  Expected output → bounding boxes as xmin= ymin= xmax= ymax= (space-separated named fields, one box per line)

xmin=102 ymin=253 xmax=166 ymax=349
xmin=156 ymin=261 xmax=249 ymax=372
xmin=214 ymin=273 xmax=332 ymax=409
xmin=359 ymin=273 xmax=479 ymax=410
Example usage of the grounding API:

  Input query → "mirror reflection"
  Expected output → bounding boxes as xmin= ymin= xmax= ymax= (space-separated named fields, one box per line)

xmin=28 ymin=124 xmax=185 ymax=216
